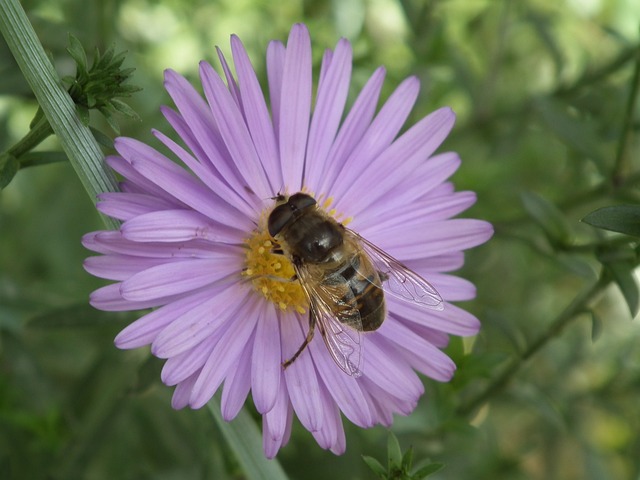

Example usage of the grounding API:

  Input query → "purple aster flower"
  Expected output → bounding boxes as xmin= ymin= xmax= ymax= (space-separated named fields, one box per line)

xmin=83 ymin=23 xmax=493 ymax=457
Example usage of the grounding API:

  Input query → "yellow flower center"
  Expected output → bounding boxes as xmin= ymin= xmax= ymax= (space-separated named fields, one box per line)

xmin=243 ymin=228 xmax=308 ymax=314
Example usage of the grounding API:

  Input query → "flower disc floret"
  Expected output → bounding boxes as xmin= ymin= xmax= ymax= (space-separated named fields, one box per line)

xmin=243 ymin=228 xmax=307 ymax=314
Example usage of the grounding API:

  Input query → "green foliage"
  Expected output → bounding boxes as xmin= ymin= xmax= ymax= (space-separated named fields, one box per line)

xmin=583 ymin=205 xmax=640 ymax=237
xmin=64 ymin=33 xmax=141 ymax=134
xmin=521 ymin=190 xmax=573 ymax=247
xmin=582 ymin=205 xmax=640 ymax=317
xmin=1 ymin=0 xmax=640 ymax=479
xmin=207 ymin=401 xmax=289 ymax=480
xmin=596 ymin=244 xmax=640 ymax=318
xmin=0 ymin=153 xmax=19 ymax=188
xmin=363 ymin=433 xmax=444 ymax=479
xmin=0 ymin=26 xmax=139 ymax=193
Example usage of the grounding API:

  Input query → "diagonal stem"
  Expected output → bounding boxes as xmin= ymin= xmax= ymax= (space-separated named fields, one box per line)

xmin=457 ymin=275 xmax=610 ymax=417
xmin=0 ymin=0 xmax=119 ymax=229
xmin=207 ymin=398 xmax=289 ymax=480
xmin=612 ymin=41 xmax=640 ymax=186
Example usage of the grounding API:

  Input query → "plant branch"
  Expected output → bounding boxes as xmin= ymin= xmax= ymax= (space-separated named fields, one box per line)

xmin=612 ymin=40 xmax=640 ymax=185
xmin=457 ymin=274 xmax=610 ymax=417
xmin=6 ymin=114 xmax=53 ymax=159
xmin=0 ymin=0 xmax=119 ymax=229
xmin=207 ymin=398 xmax=289 ymax=480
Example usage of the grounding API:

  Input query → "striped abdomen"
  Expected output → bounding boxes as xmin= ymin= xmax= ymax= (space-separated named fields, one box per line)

xmin=327 ymin=253 xmax=386 ymax=331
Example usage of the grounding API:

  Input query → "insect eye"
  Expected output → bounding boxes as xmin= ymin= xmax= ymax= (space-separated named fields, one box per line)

xmin=268 ymin=204 xmax=292 ymax=237
xmin=289 ymin=193 xmax=316 ymax=210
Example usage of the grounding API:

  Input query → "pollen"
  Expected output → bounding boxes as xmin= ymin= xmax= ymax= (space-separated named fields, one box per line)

xmin=243 ymin=228 xmax=308 ymax=314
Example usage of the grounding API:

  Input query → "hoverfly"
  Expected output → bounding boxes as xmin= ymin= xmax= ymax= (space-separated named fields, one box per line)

xmin=268 ymin=192 xmax=443 ymax=377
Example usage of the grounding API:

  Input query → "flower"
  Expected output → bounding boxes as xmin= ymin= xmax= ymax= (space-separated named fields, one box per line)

xmin=83 ymin=23 xmax=493 ymax=457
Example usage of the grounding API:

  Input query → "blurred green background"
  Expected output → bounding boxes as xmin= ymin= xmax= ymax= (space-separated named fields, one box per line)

xmin=1 ymin=0 xmax=640 ymax=479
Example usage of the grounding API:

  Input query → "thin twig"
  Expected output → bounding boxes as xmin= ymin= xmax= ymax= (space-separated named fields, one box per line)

xmin=457 ymin=275 xmax=610 ymax=417
xmin=612 ymin=41 xmax=640 ymax=185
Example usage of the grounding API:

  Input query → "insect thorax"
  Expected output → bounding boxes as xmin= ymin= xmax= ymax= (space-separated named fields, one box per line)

xmin=282 ymin=213 xmax=344 ymax=264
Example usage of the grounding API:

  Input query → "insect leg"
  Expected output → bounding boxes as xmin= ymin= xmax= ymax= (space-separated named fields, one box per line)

xmin=282 ymin=310 xmax=316 ymax=369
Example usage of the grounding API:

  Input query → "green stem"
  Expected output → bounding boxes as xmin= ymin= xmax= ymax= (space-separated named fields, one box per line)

xmin=554 ymin=44 xmax=640 ymax=97
xmin=457 ymin=275 xmax=610 ymax=417
xmin=207 ymin=398 xmax=289 ymax=480
xmin=20 ymin=151 xmax=69 ymax=169
xmin=6 ymin=114 xmax=53 ymax=159
xmin=612 ymin=40 xmax=640 ymax=186
xmin=497 ymin=223 xmax=637 ymax=255
xmin=0 ymin=0 xmax=119 ymax=230
xmin=454 ymin=44 xmax=640 ymax=139
xmin=495 ymin=169 xmax=640 ymax=229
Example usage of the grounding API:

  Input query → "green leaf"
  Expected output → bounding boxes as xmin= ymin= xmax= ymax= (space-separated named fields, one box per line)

xmin=387 ymin=431 xmax=403 ymax=469
xmin=521 ymin=191 xmax=572 ymax=244
xmin=110 ymin=49 xmax=127 ymax=69
xmin=111 ymin=98 xmax=140 ymax=120
xmin=401 ymin=445 xmax=414 ymax=471
xmin=556 ymin=253 xmax=598 ymax=279
xmin=90 ymin=127 xmax=114 ymax=149
xmin=454 ymin=352 xmax=510 ymax=383
xmin=607 ymin=261 xmax=639 ymax=317
xmin=86 ymin=92 xmax=97 ymax=108
xmin=119 ymin=83 xmax=142 ymax=95
xmin=412 ymin=463 xmax=445 ymax=478
xmin=104 ymin=110 xmax=121 ymax=134
xmin=525 ymin=12 xmax=563 ymax=77
xmin=536 ymin=98 xmax=607 ymax=171
xmin=96 ymin=44 xmax=115 ymax=69
xmin=582 ymin=205 xmax=640 ymax=237
xmin=63 ymin=31 xmax=142 ymax=134
xmin=0 ymin=153 xmax=19 ymax=188
xmin=362 ymin=455 xmax=388 ymax=479
xmin=597 ymin=244 xmax=637 ymax=263
xmin=76 ymin=104 xmax=90 ymax=126
xmin=206 ymin=400 xmax=289 ymax=480
xmin=66 ymin=33 xmax=87 ymax=71
xmin=588 ymin=310 xmax=603 ymax=341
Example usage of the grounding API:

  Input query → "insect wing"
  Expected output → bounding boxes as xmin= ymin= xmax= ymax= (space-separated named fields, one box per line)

xmin=295 ymin=265 xmax=363 ymax=377
xmin=311 ymin=296 xmax=363 ymax=377
xmin=347 ymin=229 xmax=444 ymax=310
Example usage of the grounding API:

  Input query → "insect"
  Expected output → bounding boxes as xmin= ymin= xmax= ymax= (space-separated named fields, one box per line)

xmin=267 ymin=192 xmax=444 ymax=377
